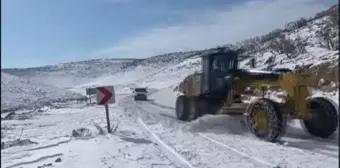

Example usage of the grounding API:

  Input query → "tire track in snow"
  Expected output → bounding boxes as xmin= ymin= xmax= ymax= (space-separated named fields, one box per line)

xmin=203 ymin=132 xmax=338 ymax=167
xmin=24 ymin=138 xmax=72 ymax=151
xmin=121 ymin=97 xmax=274 ymax=168
xmin=198 ymin=133 xmax=277 ymax=167
xmin=136 ymin=101 xmax=178 ymax=120
xmin=138 ymin=99 xmax=338 ymax=167
xmin=146 ymin=100 xmax=176 ymax=110
xmin=125 ymin=97 xmax=180 ymax=122
xmin=137 ymin=118 xmax=194 ymax=168
xmin=4 ymin=153 xmax=63 ymax=168
xmin=138 ymin=101 xmax=277 ymax=167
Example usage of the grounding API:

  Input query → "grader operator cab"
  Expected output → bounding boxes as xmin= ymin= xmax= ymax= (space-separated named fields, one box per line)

xmin=176 ymin=48 xmax=338 ymax=142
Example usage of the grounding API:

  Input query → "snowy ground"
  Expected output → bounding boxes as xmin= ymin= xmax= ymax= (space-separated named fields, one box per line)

xmin=121 ymin=91 xmax=339 ymax=168
xmin=1 ymin=72 xmax=83 ymax=112
xmin=1 ymin=88 xmax=339 ymax=168
xmin=1 ymin=95 xmax=174 ymax=168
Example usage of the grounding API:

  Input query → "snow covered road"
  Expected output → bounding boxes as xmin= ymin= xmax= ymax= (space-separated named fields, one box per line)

xmin=120 ymin=92 xmax=339 ymax=168
xmin=1 ymin=91 xmax=338 ymax=168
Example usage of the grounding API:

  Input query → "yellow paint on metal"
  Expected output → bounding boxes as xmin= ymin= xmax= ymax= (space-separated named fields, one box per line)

xmin=235 ymin=72 xmax=311 ymax=118
xmin=253 ymin=109 xmax=268 ymax=131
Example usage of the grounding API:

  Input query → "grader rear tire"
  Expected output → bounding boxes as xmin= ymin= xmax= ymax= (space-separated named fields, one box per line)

xmin=302 ymin=97 xmax=338 ymax=138
xmin=176 ymin=95 xmax=189 ymax=121
xmin=245 ymin=98 xmax=286 ymax=142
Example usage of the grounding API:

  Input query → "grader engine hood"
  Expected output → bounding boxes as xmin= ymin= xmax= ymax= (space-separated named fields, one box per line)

xmin=236 ymin=69 xmax=282 ymax=81
xmin=177 ymin=69 xmax=284 ymax=97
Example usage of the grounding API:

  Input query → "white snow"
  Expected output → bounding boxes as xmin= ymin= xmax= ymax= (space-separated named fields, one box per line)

xmin=3 ymin=59 xmax=140 ymax=89
xmin=1 ymin=95 xmax=175 ymax=168
xmin=147 ymin=90 xmax=338 ymax=168
xmin=1 ymin=72 xmax=83 ymax=111
xmin=149 ymin=88 xmax=179 ymax=108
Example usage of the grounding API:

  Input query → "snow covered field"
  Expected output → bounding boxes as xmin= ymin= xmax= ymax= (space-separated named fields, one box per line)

xmin=1 ymin=95 xmax=175 ymax=168
xmin=1 ymin=72 xmax=83 ymax=111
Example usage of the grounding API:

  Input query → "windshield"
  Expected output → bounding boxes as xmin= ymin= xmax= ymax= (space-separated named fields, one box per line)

xmin=135 ymin=88 xmax=147 ymax=92
xmin=212 ymin=55 xmax=236 ymax=73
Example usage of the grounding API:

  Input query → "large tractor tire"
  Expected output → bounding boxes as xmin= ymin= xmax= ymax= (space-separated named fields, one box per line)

xmin=302 ymin=97 xmax=338 ymax=138
xmin=245 ymin=98 xmax=286 ymax=142
xmin=187 ymin=97 xmax=203 ymax=121
xmin=176 ymin=95 xmax=189 ymax=121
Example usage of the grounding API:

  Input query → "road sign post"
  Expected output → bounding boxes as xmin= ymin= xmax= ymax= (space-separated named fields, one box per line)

xmin=104 ymin=104 xmax=111 ymax=133
xmin=96 ymin=86 xmax=115 ymax=133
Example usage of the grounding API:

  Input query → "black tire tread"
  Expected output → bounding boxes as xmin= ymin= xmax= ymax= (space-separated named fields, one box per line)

xmin=303 ymin=97 xmax=338 ymax=138
xmin=187 ymin=97 xmax=201 ymax=121
xmin=245 ymin=98 xmax=285 ymax=142
xmin=176 ymin=95 xmax=189 ymax=121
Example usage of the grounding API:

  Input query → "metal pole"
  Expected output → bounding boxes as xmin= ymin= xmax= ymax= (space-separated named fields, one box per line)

xmin=104 ymin=104 xmax=111 ymax=133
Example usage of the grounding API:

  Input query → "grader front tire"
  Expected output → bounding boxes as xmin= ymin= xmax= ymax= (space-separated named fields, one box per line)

xmin=187 ymin=97 xmax=203 ymax=121
xmin=302 ymin=97 xmax=338 ymax=138
xmin=245 ymin=98 xmax=286 ymax=142
xmin=176 ymin=95 xmax=189 ymax=121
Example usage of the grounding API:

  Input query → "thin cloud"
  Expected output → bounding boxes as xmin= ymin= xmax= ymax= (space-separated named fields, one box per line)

xmin=92 ymin=0 xmax=333 ymax=58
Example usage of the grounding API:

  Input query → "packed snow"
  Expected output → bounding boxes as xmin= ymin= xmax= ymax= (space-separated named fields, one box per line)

xmin=2 ymin=88 xmax=339 ymax=168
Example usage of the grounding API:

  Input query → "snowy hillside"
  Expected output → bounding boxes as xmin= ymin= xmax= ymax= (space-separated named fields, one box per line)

xmin=2 ymin=58 xmax=142 ymax=88
xmin=75 ymin=53 xmax=201 ymax=91
xmin=1 ymin=72 xmax=83 ymax=112
xmin=2 ymin=52 xmax=203 ymax=91
xmin=70 ymin=5 xmax=338 ymax=94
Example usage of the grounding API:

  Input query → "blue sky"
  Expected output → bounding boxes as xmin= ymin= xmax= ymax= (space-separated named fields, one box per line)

xmin=1 ymin=0 xmax=336 ymax=68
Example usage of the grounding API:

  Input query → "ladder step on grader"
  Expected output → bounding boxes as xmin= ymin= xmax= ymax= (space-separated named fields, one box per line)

xmin=175 ymin=47 xmax=338 ymax=142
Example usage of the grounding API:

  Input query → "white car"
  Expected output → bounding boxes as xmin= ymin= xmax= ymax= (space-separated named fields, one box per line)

xmin=133 ymin=87 xmax=148 ymax=101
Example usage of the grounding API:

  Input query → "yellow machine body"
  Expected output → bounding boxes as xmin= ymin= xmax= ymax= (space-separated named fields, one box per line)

xmin=234 ymin=72 xmax=311 ymax=119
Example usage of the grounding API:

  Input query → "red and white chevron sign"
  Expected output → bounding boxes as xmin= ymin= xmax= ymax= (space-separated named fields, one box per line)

xmin=96 ymin=86 xmax=115 ymax=105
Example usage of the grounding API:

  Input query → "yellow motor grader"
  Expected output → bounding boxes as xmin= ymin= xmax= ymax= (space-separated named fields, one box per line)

xmin=175 ymin=48 xmax=338 ymax=142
